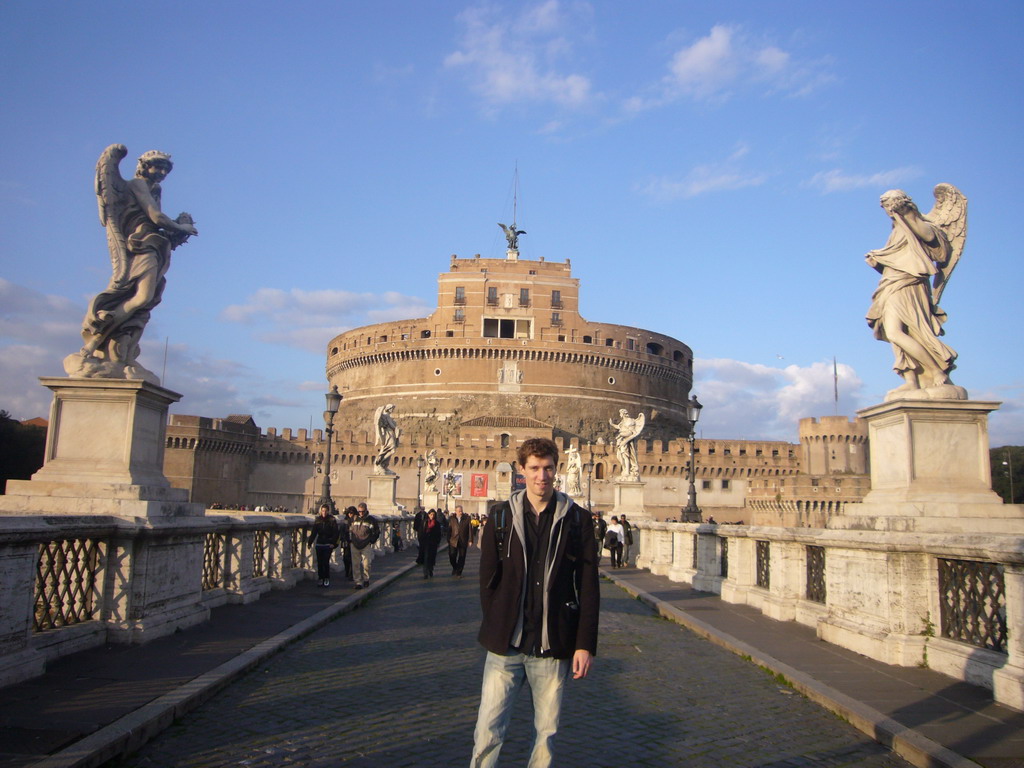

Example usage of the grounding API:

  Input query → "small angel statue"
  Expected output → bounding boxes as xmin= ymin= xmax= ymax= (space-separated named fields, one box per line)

xmin=424 ymin=449 xmax=440 ymax=492
xmin=64 ymin=145 xmax=198 ymax=383
xmin=498 ymin=222 xmax=526 ymax=251
xmin=373 ymin=404 xmax=400 ymax=475
xmin=610 ymin=409 xmax=646 ymax=481
xmin=865 ymin=184 xmax=967 ymax=401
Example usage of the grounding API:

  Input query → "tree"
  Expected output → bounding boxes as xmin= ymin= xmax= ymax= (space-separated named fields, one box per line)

xmin=0 ymin=410 xmax=46 ymax=493
xmin=990 ymin=445 xmax=1024 ymax=504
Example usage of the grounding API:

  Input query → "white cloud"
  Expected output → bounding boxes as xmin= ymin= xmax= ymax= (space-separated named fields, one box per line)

xmin=222 ymin=287 xmax=432 ymax=353
xmin=444 ymin=1 xmax=594 ymax=111
xmin=626 ymin=24 xmax=832 ymax=112
xmin=806 ymin=167 xmax=921 ymax=194
xmin=693 ymin=358 xmax=864 ymax=441
xmin=636 ymin=143 xmax=767 ymax=201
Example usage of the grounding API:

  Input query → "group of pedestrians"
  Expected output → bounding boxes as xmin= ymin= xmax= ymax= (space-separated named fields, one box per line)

xmin=307 ymin=502 xmax=381 ymax=589
xmin=592 ymin=511 xmax=632 ymax=568
xmin=411 ymin=504 xmax=477 ymax=579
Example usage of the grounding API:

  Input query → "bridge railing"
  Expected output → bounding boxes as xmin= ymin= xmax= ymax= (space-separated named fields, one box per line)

xmin=0 ymin=511 xmax=413 ymax=688
xmin=632 ymin=521 xmax=1024 ymax=712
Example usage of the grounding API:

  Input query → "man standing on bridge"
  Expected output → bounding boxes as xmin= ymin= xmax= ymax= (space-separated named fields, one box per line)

xmin=470 ymin=437 xmax=599 ymax=768
xmin=350 ymin=502 xmax=380 ymax=589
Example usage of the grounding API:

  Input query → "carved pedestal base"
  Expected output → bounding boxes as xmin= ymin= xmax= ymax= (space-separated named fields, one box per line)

xmin=829 ymin=398 xmax=1023 ymax=533
xmin=612 ymin=480 xmax=646 ymax=518
xmin=0 ymin=377 xmax=203 ymax=518
xmin=367 ymin=473 xmax=399 ymax=513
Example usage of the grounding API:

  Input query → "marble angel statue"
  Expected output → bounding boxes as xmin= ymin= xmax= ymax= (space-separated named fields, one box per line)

xmin=424 ymin=449 xmax=440 ymax=492
xmin=865 ymin=184 xmax=967 ymax=400
xmin=65 ymin=144 xmax=197 ymax=383
xmin=564 ymin=445 xmax=583 ymax=497
xmin=373 ymin=404 xmax=400 ymax=475
xmin=610 ymin=409 xmax=645 ymax=481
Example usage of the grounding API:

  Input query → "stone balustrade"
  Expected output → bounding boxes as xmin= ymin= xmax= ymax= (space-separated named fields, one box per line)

xmin=632 ymin=520 xmax=1024 ymax=711
xmin=0 ymin=511 xmax=412 ymax=688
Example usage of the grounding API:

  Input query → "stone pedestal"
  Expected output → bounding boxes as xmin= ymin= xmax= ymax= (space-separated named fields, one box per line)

xmin=828 ymin=398 xmax=1023 ymax=534
xmin=612 ymin=480 xmax=646 ymax=518
xmin=422 ymin=491 xmax=439 ymax=510
xmin=0 ymin=377 xmax=203 ymax=518
xmin=367 ymin=473 xmax=399 ymax=513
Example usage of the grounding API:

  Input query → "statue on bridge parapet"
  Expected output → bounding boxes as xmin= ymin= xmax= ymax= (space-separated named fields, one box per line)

xmin=865 ymin=183 xmax=968 ymax=401
xmin=610 ymin=409 xmax=645 ymax=481
xmin=373 ymin=404 xmax=400 ymax=475
xmin=64 ymin=144 xmax=198 ymax=384
xmin=423 ymin=449 xmax=440 ymax=492
xmin=565 ymin=445 xmax=582 ymax=496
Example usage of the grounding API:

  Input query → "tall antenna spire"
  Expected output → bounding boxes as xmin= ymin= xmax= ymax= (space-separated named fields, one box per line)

xmin=512 ymin=162 xmax=519 ymax=229
xmin=498 ymin=164 xmax=526 ymax=259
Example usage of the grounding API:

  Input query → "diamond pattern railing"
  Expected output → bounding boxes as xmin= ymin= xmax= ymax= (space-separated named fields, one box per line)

xmin=202 ymin=532 xmax=226 ymax=591
xmin=252 ymin=530 xmax=269 ymax=578
xmin=292 ymin=526 xmax=313 ymax=569
xmin=938 ymin=558 xmax=1007 ymax=653
xmin=806 ymin=545 xmax=826 ymax=604
xmin=755 ymin=540 xmax=771 ymax=589
xmin=34 ymin=538 xmax=105 ymax=632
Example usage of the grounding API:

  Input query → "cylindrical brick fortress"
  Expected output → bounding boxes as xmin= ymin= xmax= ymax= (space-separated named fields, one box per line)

xmin=326 ymin=254 xmax=694 ymax=442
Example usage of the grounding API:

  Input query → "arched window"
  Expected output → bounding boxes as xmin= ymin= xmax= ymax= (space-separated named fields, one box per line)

xmin=500 ymin=433 xmax=510 ymax=449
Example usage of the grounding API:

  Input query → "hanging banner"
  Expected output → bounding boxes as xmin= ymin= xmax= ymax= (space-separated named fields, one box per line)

xmin=470 ymin=473 xmax=489 ymax=497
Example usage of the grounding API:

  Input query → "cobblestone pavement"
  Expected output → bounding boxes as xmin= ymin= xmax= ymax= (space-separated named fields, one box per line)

xmin=113 ymin=550 xmax=912 ymax=768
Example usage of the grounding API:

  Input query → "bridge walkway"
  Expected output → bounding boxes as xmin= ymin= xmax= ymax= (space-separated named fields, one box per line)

xmin=0 ymin=546 xmax=1019 ymax=767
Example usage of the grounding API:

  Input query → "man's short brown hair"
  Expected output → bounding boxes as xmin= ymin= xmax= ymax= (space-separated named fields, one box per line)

xmin=517 ymin=437 xmax=559 ymax=467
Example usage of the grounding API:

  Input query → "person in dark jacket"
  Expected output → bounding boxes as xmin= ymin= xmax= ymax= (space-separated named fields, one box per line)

xmin=307 ymin=504 xmax=340 ymax=587
xmin=592 ymin=511 xmax=607 ymax=566
xmin=470 ymin=437 xmax=599 ymax=768
xmin=349 ymin=502 xmax=380 ymax=589
xmin=413 ymin=506 xmax=428 ymax=565
xmin=420 ymin=508 xmax=443 ymax=579
xmin=448 ymin=504 xmax=473 ymax=577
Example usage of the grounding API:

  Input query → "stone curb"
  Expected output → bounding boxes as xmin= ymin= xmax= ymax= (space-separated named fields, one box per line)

xmin=26 ymin=558 xmax=422 ymax=768
xmin=603 ymin=569 xmax=982 ymax=768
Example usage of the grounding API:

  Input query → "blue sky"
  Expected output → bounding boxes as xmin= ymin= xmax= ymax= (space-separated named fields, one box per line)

xmin=2 ymin=1 xmax=1021 ymax=445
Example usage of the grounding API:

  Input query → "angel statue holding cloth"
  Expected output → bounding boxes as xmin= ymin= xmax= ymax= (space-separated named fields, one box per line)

xmin=610 ymin=409 xmax=646 ymax=481
xmin=64 ymin=144 xmax=198 ymax=384
xmin=865 ymin=184 xmax=967 ymax=401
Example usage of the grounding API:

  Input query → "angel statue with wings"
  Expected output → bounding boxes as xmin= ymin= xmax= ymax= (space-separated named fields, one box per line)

xmin=423 ymin=449 xmax=440 ymax=492
xmin=610 ymin=409 xmax=646 ymax=481
xmin=373 ymin=404 xmax=400 ymax=475
xmin=64 ymin=145 xmax=198 ymax=383
xmin=865 ymin=184 xmax=968 ymax=401
xmin=498 ymin=222 xmax=526 ymax=251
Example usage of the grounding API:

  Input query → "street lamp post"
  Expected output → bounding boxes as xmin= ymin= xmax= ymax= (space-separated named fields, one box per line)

xmin=681 ymin=395 xmax=703 ymax=523
xmin=416 ymin=455 xmax=425 ymax=508
xmin=443 ymin=470 xmax=452 ymax=514
xmin=584 ymin=455 xmax=594 ymax=512
xmin=318 ymin=385 xmax=343 ymax=512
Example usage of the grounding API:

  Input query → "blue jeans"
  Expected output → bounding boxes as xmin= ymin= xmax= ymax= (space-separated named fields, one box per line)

xmin=470 ymin=650 xmax=570 ymax=768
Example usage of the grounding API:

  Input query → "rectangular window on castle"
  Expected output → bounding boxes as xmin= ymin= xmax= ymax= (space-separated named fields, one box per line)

xmin=454 ymin=309 xmax=465 ymax=322
xmin=551 ymin=290 xmax=562 ymax=308
xmin=487 ymin=287 xmax=498 ymax=305
xmin=519 ymin=288 xmax=530 ymax=307
xmin=454 ymin=286 xmax=466 ymax=305
xmin=551 ymin=312 xmax=562 ymax=326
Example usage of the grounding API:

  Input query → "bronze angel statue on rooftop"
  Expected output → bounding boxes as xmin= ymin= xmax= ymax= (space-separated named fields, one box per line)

xmin=864 ymin=183 xmax=967 ymax=401
xmin=498 ymin=222 xmax=526 ymax=251
xmin=64 ymin=144 xmax=198 ymax=384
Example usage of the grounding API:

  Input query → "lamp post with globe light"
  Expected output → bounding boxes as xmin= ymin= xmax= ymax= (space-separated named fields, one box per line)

xmin=416 ymin=454 xmax=425 ymax=508
xmin=318 ymin=386 xmax=343 ymax=512
xmin=681 ymin=395 xmax=703 ymax=523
